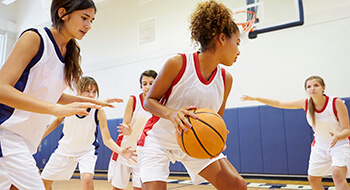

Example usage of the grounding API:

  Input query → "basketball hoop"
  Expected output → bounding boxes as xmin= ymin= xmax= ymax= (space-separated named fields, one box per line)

xmin=232 ymin=10 xmax=257 ymax=34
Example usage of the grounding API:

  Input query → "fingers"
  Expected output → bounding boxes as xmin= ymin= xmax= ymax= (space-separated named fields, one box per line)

xmin=106 ymin=98 xmax=124 ymax=103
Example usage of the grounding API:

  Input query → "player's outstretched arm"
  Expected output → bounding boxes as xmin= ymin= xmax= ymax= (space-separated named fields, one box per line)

xmin=40 ymin=117 xmax=64 ymax=144
xmin=58 ymin=93 xmax=123 ymax=108
xmin=241 ymin=95 xmax=305 ymax=110
xmin=98 ymin=108 xmax=136 ymax=160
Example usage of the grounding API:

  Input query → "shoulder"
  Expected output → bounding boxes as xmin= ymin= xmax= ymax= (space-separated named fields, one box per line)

xmin=164 ymin=54 xmax=184 ymax=71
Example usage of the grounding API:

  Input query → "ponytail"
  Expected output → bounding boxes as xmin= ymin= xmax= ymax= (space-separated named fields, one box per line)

xmin=308 ymin=97 xmax=316 ymax=126
xmin=64 ymin=39 xmax=82 ymax=90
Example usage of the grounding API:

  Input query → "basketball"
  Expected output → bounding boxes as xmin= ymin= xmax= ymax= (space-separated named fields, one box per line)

xmin=176 ymin=108 xmax=227 ymax=159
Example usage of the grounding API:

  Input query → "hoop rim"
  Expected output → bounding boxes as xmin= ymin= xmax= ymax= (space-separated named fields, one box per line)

xmin=232 ymin=10 xmax=257 ymax=33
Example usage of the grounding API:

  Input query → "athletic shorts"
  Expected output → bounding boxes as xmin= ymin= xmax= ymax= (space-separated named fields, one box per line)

xmin=137 ymin=145 xmax=226 ymax=185
xmin=108 ymin=159 xmax=141 ymax=188
xmin=41 ymin=148 xmax=97 ymax=180
xmin=0 ymin=129 xmax=45 ymax=190
xmin=308 ymin=143 xmax=350 ymax=177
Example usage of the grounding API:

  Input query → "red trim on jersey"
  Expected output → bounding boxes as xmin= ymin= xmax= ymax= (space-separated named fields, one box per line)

xmin=333 ymin=97 xmax=339 ymax=121
xmin=111 ymin=134 xmax=124 ymax=161
xmin=139 ymin=93 xmax=147 ymax=111
xmin=159 ymin=53 xmax=187 ymax=106
xmin=193 ymin=52 xmax=217 ymax=85
xmin=221 ymin=68 xmax=226 ymax=87
xmin=137 ymin=116 xmax=160 ymax=146
xmin=311 ymin=137 xmax=315 ymax=146
xmin=305 ymin=99 xmax=308 ymax=114
xmin=131 ymin=95 xmax=136 ymax=113
xmin=315 ymin=96 xmax=329 ymax=113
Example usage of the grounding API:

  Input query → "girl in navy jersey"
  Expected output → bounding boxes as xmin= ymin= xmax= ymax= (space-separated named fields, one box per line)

xmin=241 ymin=76 xmax=350 ymax=190
xmin=41 ymin=76 xmax=136 ymax=190
xmin=108 ymin=70 xmax=157 ymax=190
xmin=0 ymin=0 xmax=121 ymax=189
xmin=137 ymin=1 xmax=246 ymax=190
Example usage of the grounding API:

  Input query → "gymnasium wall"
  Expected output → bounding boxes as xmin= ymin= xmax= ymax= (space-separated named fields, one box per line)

xmin=34 ymin=97 xmax=350 ymax=175
xmin=6 ymin=0 xmax=350 ymax=120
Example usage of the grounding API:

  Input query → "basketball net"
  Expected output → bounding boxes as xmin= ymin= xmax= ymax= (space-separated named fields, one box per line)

xmin=232 ymin=10 xmax=257 ymax=42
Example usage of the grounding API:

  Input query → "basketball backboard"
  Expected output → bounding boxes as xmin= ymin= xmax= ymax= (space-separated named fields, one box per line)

xmin=229 ymin=0 xmax=304 ymax=39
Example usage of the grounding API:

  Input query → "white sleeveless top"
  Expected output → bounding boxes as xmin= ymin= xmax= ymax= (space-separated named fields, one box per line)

xmin=306 ymin=96 xmax=349 ymax=148
xmin=0 ymin=27 xmax=67 ymax=154
xmin=138 ymin=52 xmax=227 ymax=149
xmin=111 ymin=93 xmax=152 ymax=166
xmin=55 ymin=108 xmax=99 ymax=156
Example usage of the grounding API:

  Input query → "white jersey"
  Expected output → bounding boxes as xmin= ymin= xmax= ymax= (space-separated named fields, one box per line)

xmin=138 ymin=52 xmax=227 ymax=149
xmin=54 ymin=108 xmax=100 ymax=156
xmin=0 ymin=27 xmax=67 ymax=155
xmin=111 ymin=93 xmax=152 ymax=167
xmin=306 ymin=96 xmax=349 ymax=149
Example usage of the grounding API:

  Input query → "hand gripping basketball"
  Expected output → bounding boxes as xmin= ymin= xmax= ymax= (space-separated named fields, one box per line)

xmin=176 ymin=108 xmax=228 ymax=159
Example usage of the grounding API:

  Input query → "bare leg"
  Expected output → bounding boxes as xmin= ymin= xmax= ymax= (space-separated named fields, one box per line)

xmin=308 ymin=175 xmax=323 ymax=190
xmin=42 ymin=179 xmax=53 ymax=190
xmin=142 ymin=181 xmax=166 ymax=190
xmin=199 ymin=158 xmax=247 ymax=190
xmin=332 ymin=166 xmax=349 ymax=190
xmin=81 ymin=173 xmax=94 ymax=190
xmin=133 ymin=186 xmax=142 ymax=190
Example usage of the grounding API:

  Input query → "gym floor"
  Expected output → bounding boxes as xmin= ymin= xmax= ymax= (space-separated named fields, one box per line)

xmin=50 ymin=173 xmax=337 ymax=190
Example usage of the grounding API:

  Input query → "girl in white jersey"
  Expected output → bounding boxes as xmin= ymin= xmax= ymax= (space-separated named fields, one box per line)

xmin=137 ymin=1 xmax=246 ymax=190
xmin=0 ymin=1 xmax=122 ymax=189
xmin=241 ymin=76 xmax=350 ymax=190
xmin=108 ymin=70 xmax=157 ymax=190
xmin=41 ymin=76 xmax=136 ymax=190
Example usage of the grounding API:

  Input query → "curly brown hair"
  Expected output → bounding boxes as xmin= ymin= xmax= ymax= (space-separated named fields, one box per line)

xmin=189 ymin=0 xmax=239 ymax=52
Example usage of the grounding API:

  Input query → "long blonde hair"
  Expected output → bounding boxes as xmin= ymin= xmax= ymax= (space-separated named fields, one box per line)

xmin=304 ymin=76 xmax=325 ymax=126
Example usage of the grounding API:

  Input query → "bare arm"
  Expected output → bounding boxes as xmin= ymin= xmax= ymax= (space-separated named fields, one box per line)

xmin=144 ymin=55 xmax=196 ymax=133
xmin=117 ymin=96 xmax=135 ymax=135
xmin=330 ymin=98 xmax=350 ymax=147
xmin=241 ymin=95 xmax=305 ymax=110
xmin=58 ymin=93 xmax=123 ymax=108
xmin=0 ymin=31 xmax=101 ymax=117
xmin=97 ymin=109 xmax=136 ymax=160
xmin=41 ymin=117 xmax=64 ymax=142
xmin=218 ymin=70 xmax=233 ymax=117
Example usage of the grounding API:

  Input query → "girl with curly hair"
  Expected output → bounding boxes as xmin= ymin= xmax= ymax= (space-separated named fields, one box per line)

xmin=137 ymin=1 xmax=246 ymax=189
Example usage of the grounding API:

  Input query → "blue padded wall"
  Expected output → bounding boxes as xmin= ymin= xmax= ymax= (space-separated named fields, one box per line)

xmin=35 ymin=97 xmax=350 ymax=176
xmin=238 ymin=107 xmax=264 ymax=173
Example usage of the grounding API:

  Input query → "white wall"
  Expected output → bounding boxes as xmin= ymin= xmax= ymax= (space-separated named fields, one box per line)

xmin=2 ymin=0 xmax=350 ymax=119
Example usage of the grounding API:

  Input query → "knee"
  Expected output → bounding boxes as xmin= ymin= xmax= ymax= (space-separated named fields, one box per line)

xmin=81 ymin=173 xmax=93 ymax=184
xmin=332 ymin=167 xmax=347 ymax=184
xmin=220 ymin=175 xmax=247 ymax=190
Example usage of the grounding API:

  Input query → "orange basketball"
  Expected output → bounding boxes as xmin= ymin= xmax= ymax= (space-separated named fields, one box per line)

xmin=176 ymin=108 xmax=227 ymax=159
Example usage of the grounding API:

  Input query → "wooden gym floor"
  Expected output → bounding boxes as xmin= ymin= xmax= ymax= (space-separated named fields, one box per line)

xmin=50 ymin=173 xmax=338 ymax=190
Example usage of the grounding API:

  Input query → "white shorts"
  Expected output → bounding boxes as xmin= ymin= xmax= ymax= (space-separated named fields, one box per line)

xmin=41 ymin=148 xmax=97 ymax=180
xmin=0 ymin=129 xmax=45 ymax=190
xmin=137 ymin=145 xmax=226 ymax=185
xmin=108 ymin=159 xmax=141 ymax=188
xmin=308 ymin=143 xmax=350 ymax=177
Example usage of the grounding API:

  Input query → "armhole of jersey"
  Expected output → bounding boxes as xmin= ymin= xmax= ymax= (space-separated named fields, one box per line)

xmin=20 ymin=28 xmax=44 ymax=71
xmin=221 ymin=68 xmax=226 ymax=87
xmin=131 ymin=95 xmax=137 ymax=113
xmin=305 ymin=98 xmax=308 ymax=114
xmin=333 ymin=97 xmax=339 ymax=121
xmin=94 ymin=109 xmax=99 ymax=126
xmin=173 ymin=53 xmax=187 ymax=86
xmin=159 ymin=54 xmax=186 ymax=105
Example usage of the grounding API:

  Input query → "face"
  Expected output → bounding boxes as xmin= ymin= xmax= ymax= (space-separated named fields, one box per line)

xmin=220 ymin=31 xmax=241 ymax=66
xmin=141 ymin=76 xmax=155 ymax=96
xmin=80 ymin=84 xmax=98 ymax=99
xmin=61 ymin=7 xmax=95 ymax=40
xmin=305 ymin=79 xmax=325 ymax=98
